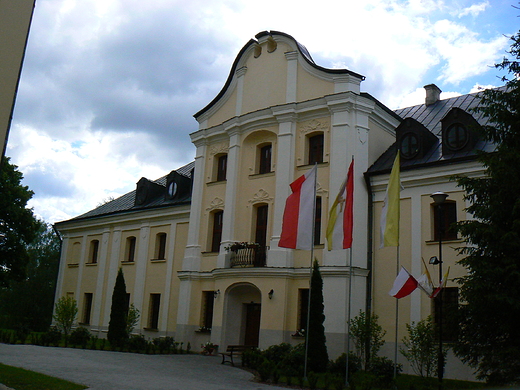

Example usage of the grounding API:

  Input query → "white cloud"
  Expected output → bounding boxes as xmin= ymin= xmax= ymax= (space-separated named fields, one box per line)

xmin=455 ymin=1 xmax=489 ymax=18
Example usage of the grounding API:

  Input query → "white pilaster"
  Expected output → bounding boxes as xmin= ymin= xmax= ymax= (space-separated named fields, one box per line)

xmin=92 ymin=228 xmax=110 ymax=327
xmin=133 ymin=223 xmax=150 ymax=328
xmin=285 ymin=51 xmax=298 ymax=103
xmin=269 ymin=109 xmax=297 ymax=267
xmin=103 ymin=228 xmax=121 ymax=328
xmin=161 ymin=222 xmax=178 ymax=333
xmin=218 ymin=129 xmax=240 ymax=268
xmin=183 ymin=141 xmax=207 ymax=271
xmin=235 ymin=66 xmax=247 ymax=116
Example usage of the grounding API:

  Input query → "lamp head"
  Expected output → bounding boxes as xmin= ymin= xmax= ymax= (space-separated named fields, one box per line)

xmin=430 ymin=191 xmax=448 ymax=205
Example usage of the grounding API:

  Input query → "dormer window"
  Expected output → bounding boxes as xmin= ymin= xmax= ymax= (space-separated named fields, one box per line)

xmin=441 ymin=108 xmax=480 ymax=155
xmin=445 ymin=123 xmax=468 ymax=150
xmin=400 ymin=133 xmax=419 ymax=159
xmin=396 ymin=118 xmax=437 ymax=160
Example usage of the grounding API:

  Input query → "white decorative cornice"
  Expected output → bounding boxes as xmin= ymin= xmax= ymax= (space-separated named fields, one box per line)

xmin=206 ymin=197 xmax=225 ymax=212
xmin=249 ymin=189 xmax=274 ymax=205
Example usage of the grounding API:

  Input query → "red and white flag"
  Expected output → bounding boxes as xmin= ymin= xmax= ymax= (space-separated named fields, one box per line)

xmin=430 ymin=267 xmax=450 ymax=298
xmin=389 ymin=266 xmax=418 ymax=299
xmin=279 ymin=165 xmax=317 ymax=250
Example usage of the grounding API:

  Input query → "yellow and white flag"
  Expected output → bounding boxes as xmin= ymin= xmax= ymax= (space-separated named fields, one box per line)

xmin=380 ymin=151 xmax=400 ymax=248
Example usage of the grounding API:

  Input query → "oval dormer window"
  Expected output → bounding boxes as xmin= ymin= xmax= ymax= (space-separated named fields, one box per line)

xmin=401 ymin=132 xmax=419 ymax=159
xmin=445 ymin=123 xmax=468 ymax=151
xmin=168 ymin=181 xmax=177 ymax=198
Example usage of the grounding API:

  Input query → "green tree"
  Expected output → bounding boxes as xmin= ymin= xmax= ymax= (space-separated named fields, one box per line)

xmin=349 ymin=310 xmax=386 ymax=370
xmin=126 ymin=303 xmax=140 ymax=336
xmin=0 ymin=223 xmax=61 ymax=331
xmin=307 ymin=259 xmax=328 ymax=373
xmin=400 ymin=316 xmax=438 ymax=378
xmin=454 ymin=31 xmax=520 ymax=385
xmin=107 ymin=268 xmax=129 ymax=347
xmin=53 ymin=296 xmax=78 ymax=336
xmin=0 ymin=157 xmax=41 ymax=287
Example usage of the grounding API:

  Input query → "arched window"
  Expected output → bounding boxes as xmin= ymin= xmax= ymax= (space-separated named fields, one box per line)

xmin=308 ymin=133 xmax=324 ymax=164
xmin=215 ymin=154 xmax=228 ymax=181
xmin=258 ymin=144 xmax=272 ymax=174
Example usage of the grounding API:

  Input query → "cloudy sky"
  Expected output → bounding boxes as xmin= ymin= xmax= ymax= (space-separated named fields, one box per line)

xmin=6 ymin=0 xmax=517 ymax=224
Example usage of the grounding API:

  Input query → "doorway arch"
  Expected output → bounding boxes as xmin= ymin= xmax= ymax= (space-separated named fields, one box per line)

xmin=222 ymin=283 xmax=262 ymax=347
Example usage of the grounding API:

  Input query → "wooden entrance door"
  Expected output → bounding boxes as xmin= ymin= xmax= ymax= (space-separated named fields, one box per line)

xmin=244 ymin=303 xmax=261 ymax=346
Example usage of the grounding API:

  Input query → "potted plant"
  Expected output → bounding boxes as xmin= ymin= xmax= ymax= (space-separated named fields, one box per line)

xmin=201 ymin=341 xmax=218 ymax=355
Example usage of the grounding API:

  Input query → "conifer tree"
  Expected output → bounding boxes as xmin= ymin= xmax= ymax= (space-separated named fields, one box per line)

xmin=307 ymin=259 xmax=328 ymax=373
xmin=107 ymin=268 xmax=129 ymax=347
xmin=454 ymin=30 xmax=520 ymax=385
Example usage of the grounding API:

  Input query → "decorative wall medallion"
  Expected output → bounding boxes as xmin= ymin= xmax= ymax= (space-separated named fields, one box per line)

xmin=316 ymin=182 xmax=328 ymax=196
xmin=209 ymin=143 xmax=229 ymax=156
xmin=249 ymin=189 xmax=273 ymax=205
xmin=206 ymin=197 xmax=225 ymax=211
xmin=298 ymin=119 xmax=330 ymax=135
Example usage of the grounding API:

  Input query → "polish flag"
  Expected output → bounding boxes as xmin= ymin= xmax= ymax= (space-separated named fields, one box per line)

xmin=279 ymin=165 xmax=317 ymax=250
xmin=389 ymin=267 xmax=418 ymax=299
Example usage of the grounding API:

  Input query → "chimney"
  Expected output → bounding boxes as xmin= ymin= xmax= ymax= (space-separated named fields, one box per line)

xmin=424 ymin=84 xmax=442 ymax=106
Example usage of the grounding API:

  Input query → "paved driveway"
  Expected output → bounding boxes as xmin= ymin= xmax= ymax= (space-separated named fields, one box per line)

xmin=0 ymin=344 xmax=287 ymax=390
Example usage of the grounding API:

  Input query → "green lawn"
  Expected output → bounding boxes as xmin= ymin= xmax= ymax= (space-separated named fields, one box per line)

xmin=0 ymin=363 xmax=87 ymax=390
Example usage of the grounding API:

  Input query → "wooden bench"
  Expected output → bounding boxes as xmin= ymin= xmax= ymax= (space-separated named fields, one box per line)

xmin=219 ymin=345 xmax=255 ymax=366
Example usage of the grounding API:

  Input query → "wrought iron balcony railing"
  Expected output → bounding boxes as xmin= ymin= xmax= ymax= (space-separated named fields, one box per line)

xmin=229 ymin=245 xmax=267 ymax=267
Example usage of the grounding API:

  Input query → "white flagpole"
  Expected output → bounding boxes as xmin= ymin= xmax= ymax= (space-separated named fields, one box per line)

xmin=304 ymin=163 xmax=318 ymax=380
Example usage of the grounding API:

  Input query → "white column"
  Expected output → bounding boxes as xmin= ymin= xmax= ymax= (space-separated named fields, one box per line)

xmin=183 ymin=141 xmax=207 ymax=271
xmin=91 ymin=228 xmax=110 ymax=328
xmin=53 ymin=233 xmax=70 ymax=320
xmin=269 ymin=110 xmax=297 ymax=267
xmin=218 ymin=129 xmax=240 ymax=268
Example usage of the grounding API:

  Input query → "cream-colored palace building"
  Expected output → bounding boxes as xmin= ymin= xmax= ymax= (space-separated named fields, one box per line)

xmin=54 ymin=31 xmax=492 ymax=379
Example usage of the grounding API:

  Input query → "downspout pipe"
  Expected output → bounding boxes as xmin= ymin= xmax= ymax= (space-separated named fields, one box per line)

xmin=363 ymin=172 xmax=374 ymax=317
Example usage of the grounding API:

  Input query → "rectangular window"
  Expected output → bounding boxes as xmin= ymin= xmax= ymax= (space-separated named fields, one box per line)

xmin=308 ymin=134 xmax=324 ymax=165
xmin=202 ymin=291 xmax=215 ymax=329
xmin=211 ymin=210 xmax=223 ymax=252
xmin=155 ymin=233 xmax=167 ymax=260
xmin=148 ymin=294 xmax=161 ymax=330
xmin=433 ymin=287 xmax=459 ymax=342
xmin=216 ymin=154 xmax=227 ymax=182
xmin=314 ymin=197 xmax=322 ymax=245
xmin=298 ymin=288 xmax=309 ymax=332
xmin=433 ymin=201 xmax=457 ymax=241
xmin=89 ymin=240 xmax=99 ymax=264
xmin=82 ymin=293 xmax=93 ymax=325
xmin=259 ymin=144 xmax=272 ymax=174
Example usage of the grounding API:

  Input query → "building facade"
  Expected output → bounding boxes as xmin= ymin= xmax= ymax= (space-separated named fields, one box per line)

xmin=54 ymin=31 xmax=490 ymax=379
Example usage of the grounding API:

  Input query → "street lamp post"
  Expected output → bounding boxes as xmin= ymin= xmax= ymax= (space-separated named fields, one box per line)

xmin=430 ymin=191 xmax=448 ymax=390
